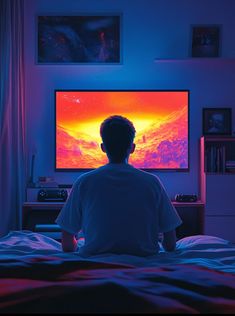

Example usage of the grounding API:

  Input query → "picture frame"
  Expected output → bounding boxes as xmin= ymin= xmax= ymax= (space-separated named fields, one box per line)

xmin=37 ymin=15 xmax=121 ymax=64
xmin=190 ymin=25 xmax=221 ymax=58
xmin=202 ymin=108 xmax=232 ymax=136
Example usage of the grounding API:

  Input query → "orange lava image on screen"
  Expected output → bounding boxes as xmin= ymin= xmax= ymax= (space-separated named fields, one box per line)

xmin=56 ymin=91 xmax=188 ymax=169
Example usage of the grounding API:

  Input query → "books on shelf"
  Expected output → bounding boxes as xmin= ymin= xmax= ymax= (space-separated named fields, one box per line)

xmin=225 ymin=160 xmax=235 ymax=173
xmin=205 ymin=145 xmax=226 ymax=173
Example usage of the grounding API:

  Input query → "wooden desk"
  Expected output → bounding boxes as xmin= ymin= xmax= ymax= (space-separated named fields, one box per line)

xmin=173 ymin=201 xmax=205 ymax=238
xmin=22 ymin=201 xmax=205 ymax=240
xmin=22 ymin=202 xmax=64 ymax=231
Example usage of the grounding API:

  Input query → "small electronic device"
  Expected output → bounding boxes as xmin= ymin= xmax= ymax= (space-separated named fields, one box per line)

xmin=37 ymin=189 xmax=68 ymax=202
xmin=175 ymin=194 xmax=198 ymax=202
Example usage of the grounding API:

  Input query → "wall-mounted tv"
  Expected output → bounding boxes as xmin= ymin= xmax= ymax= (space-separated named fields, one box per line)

xmin=55 ymin=90 xmax=189 ymax=171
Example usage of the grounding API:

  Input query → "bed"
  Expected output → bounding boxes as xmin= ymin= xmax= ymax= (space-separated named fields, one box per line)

xmin=0 ymin=231 xmax=235 ymax=313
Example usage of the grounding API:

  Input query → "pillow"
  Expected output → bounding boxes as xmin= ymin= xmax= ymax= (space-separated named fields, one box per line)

xmin=176 ymin=234 xmax=231 ymax=250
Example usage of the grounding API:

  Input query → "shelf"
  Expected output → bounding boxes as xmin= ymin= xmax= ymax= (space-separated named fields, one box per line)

xmin=200 ymin=136 xmax=235 ymax=241
xmin=206 ymin=172 xmax=235 ymax=175
xmin=202 ymin=136 xmax=235 ymax=142
xmin=172 ymin=201 xmax=204 ymax=207
xmin=154 ymin=58 xmax=235 ymax=63
xmin=22 ymin=202 xmax=204 ymax=239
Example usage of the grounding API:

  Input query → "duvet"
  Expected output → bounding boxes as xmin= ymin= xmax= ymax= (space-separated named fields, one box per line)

xmin=0 ymin=231 xmax=235 ymax=313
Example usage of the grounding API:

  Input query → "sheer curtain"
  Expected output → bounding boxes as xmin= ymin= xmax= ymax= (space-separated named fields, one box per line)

xmin=0 ymin=0 xmax=26 ymax=237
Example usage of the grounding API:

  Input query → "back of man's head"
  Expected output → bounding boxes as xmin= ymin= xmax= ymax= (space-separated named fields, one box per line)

xmin=100 ymin=115 xmax=136 ymax=162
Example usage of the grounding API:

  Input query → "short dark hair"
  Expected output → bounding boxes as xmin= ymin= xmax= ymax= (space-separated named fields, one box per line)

xmin=100 ymin=115 xmax=136 ymax=162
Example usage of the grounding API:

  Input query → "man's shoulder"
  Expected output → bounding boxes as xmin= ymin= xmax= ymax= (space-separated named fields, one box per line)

xmin=131 ymin=166 xmax=160 ymax=182
xmin=74 ymin=164 xmax=161 ymax=186
xmin=73 ymin=165 xmax=109 ymax=184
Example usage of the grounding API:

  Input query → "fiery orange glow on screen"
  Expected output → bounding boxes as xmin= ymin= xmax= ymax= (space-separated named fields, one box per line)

xmin=56 ymin=91 xmax=188 ymax=169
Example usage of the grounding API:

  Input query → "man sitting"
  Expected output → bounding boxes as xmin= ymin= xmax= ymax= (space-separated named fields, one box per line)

xmin=56 ymin=115 xmax=182 ymax=256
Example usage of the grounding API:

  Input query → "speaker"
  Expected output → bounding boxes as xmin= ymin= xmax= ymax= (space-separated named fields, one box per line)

xmin=175 ymin=194 xmax=198 ymax=202
xmin=37 ymin=189 xmax=68 ymax=202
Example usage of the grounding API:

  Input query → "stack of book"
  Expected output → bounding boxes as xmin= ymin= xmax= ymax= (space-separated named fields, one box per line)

xmin=205 ymin=146 xmax=226 ymax=173
xmin=225 ymin=160 xmax=235 ymax=173
xmin=37 ymin=176 xmax=58 ymax=188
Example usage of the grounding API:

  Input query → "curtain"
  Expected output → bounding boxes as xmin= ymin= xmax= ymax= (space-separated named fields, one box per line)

xmin=0 ymin=0 xmax=26 ymax=237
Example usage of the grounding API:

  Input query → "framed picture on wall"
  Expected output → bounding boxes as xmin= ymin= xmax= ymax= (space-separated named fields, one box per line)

xmin=190 ymin=25 xmax=221 ymax=58
xmin=202 ymin=108 xmax=232 ymax=135
xmin=37 ymin=15 xmax=121 ymax=64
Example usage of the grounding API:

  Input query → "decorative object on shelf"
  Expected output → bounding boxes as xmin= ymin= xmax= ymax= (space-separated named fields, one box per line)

xmin=175 ymin=194 xmax=198 ymax=203
xmin=37 ymin=15 xmax=121 ymax=64
xmin=37 ymin=176 xmax=59 ymax=188
xmin=202 ymin=108 xmax=232 ymax=136
xmin=191 ymin=25 xmax=221 ymax=58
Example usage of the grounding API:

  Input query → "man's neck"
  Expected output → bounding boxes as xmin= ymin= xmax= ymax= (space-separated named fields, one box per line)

xmin=108 ymin=158 xmax=128 ymax=164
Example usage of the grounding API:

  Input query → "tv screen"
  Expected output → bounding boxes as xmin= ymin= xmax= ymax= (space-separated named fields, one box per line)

xmin=55 ymin=90 xmax=189 ymax=171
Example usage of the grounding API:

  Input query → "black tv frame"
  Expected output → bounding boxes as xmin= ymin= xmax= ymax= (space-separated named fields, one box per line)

xmin=54 ymin=89 xmax=190 ymax=172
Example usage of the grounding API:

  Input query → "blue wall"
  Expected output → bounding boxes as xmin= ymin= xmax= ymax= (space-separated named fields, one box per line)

xmin=24 ymin=0 xmax=235 ymax=199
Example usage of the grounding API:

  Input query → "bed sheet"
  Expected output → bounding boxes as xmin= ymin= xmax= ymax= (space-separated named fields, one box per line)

xmin=0 ymin=231 xmax=235 ymax=313
xmin=0 ymin=230 xmax=234 ymax=272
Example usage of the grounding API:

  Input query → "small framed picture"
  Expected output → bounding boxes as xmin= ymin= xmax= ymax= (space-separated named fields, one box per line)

xmin=191 ymin=25 xmax=221 ymax=58
xmin=202 ymin=108 xmax=232 ymax=135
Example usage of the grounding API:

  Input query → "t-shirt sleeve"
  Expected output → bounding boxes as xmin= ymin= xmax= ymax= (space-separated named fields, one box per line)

xmin=156 ymin=180 xmax=182 ymax=233
xmin=55 ymin=178 xmax=83 ymax=235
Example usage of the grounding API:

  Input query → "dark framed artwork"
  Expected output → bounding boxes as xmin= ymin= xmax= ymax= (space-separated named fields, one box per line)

xmin=37 ymin=15 xmax=121 ymax=64
xmin=190 ymin=25 xmax=221 ymax=58
xmin=202 ymin=108 xmax=232 ymax=135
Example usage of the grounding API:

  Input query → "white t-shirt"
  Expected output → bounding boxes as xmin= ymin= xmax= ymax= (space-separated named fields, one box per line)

xmin=56 ymin=163 xmax=182 ymax=256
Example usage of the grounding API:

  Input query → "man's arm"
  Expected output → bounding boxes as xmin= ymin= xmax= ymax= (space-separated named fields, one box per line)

xmin=162 ymin=229 xmax=176 ymax=252
xmin=61 ymin=230 xmax=78 ymax=252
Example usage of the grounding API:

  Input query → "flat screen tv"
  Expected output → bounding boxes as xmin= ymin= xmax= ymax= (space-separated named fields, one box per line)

xmin=55 ymin=90 xmax=189 ymax=171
